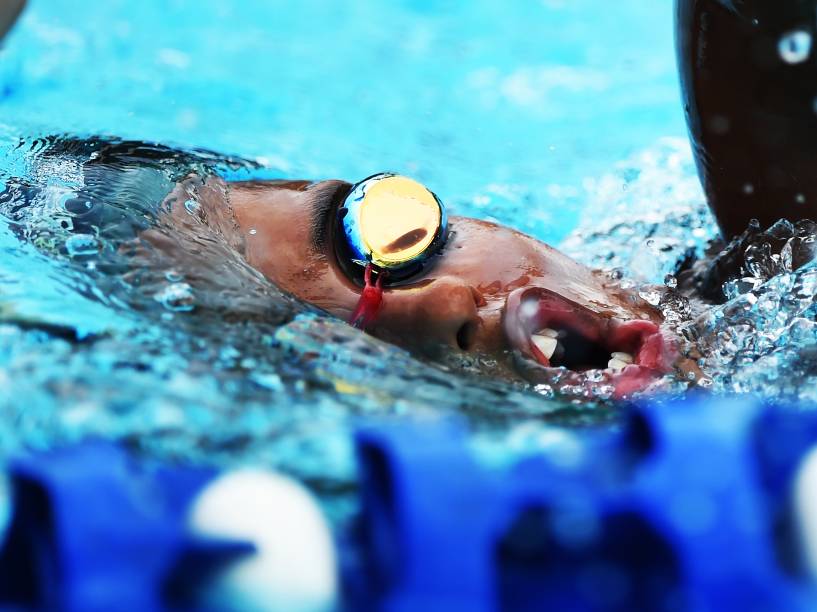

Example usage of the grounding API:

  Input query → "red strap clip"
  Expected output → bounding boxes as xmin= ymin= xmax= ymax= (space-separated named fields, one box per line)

xmin=349 ymin=264 xmax=386 ymax=330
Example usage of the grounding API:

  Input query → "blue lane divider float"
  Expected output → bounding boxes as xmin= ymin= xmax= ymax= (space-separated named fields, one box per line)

xmin=3 ymin=396 xmax=817 ymax=611
xmin=0 ymin=442 xmax=337 ymax=612
xmin=348 ymin=396 xmax=817 ymax=612
xmin=0 ymin=442 xmax=247 ymax=611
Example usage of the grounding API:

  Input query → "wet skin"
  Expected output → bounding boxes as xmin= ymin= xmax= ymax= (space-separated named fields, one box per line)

xmin=163 ymin=178 xmax=686 ymax=397
xmin=677 ymin=0 xmax=817 ymax=239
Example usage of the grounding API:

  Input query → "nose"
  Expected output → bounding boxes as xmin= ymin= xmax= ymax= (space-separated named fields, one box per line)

xmin=379 ymin=277 xmax=481 ymax=352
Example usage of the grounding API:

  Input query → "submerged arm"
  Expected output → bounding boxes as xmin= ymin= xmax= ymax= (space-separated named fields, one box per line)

xmin=0 ymin=0 xmax=25 ymax=43
xmin=676 ymin=0 xmax=817 ymax=239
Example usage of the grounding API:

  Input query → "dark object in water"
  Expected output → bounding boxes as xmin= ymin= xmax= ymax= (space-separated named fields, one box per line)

xmin=676 ymin=0 xmax=817 ymax=239
xmin=0 ymin=0 xmax=25 ymax=43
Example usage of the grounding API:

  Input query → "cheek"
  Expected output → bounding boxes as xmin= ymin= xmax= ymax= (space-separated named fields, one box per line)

xmin=282 ymin=256 xmax=363 ymax=317
xmin=435 ymin=240 xmax=537 ymax=296
xmin=244 ymin=220 xmax=324 ymax=288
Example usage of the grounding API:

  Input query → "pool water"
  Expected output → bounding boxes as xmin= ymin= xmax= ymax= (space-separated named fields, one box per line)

xmin=2 ymin=0 xmax=816 ymax=520
xmin=0 ymin=0 xmax=684 ymax=243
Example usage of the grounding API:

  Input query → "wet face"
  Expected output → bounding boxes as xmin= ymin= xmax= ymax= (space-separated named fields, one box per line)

xmin=228 ymin=179 xmax=680 ymax=397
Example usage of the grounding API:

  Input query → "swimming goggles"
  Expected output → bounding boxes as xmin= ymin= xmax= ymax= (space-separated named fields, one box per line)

xmin=336 ymin=173 xmax=448 ymax=329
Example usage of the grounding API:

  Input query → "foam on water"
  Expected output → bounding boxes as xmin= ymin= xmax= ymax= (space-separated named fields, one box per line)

xmin=562 ymin=139 xmax=817 ymax=404
xmin=686 ymin=222 xmax=817 ymax=401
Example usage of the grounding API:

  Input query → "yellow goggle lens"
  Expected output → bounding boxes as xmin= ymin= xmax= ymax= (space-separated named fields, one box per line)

xmin=359 ymin=176 xmax=441 ymax=268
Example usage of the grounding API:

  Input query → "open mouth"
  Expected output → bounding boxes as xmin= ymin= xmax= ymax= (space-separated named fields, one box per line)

xmin=503 ymin=287 xmax=675 ymax=398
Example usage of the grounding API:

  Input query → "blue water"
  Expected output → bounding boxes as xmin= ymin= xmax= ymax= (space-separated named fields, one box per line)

xmin=0 ymin=1 xmax=713 ymax=511
xmin=1 ymin=0 xmax=684 ymax=242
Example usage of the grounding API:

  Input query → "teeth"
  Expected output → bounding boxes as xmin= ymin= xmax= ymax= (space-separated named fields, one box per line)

xmin=537 ymin=327 xmax=560 ymax=339
xmin=531 ymin=333 xmax=559 ymax=360
xmin=607 ymin=351 xmax=634 ymax=371
xmin=611 ymin=352 xmax=634 ymax=364
xmin=607 ymin=358 xmax=629 ymax=372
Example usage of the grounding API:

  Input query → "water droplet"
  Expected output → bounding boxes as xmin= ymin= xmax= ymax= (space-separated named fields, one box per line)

xmin=743 ymin=183 xmax=755 ymax=195
xmin=249 ymin=228 xmax=258 ymax=235
xmin=250 ymin=371 xmax=283 ymax=391
xmin=65 ymin=234 xmax=99 ymax=257
xmin=184 ymin=199 xmax=200 ymax=215
xmin=797 ymin=193 xmax=807 ymax=204
xmin=638 ymin=288 xmax=662 ymax=306
xmin=779 ymin=30 xmax=812 ymax=64
xmin=165 ymin=270 xmax=184 ymax=282
xmin=220 ymin=345 xmax=241 ymax=362
xmin=154 ymin=282 xmax=195 ymax=312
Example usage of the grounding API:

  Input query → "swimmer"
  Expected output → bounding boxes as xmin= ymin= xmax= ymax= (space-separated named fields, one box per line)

xmin=5 ymin=134 xmax=689 ymax=398
xmin=677 ymin=0 xmax=817 ymax=239
xmin=18 ymin=0 xmax=810 ymax=400
xmin=152 ymin=172 xmax=688 ymax=399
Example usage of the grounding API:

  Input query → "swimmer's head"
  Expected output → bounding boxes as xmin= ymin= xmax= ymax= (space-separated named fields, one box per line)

xmin=228 ymin=176 xmax=685 ymax=398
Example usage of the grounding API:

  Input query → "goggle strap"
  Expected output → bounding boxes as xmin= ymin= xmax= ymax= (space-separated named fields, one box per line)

xmin=349 ymin=264 xmax=386 ymax=330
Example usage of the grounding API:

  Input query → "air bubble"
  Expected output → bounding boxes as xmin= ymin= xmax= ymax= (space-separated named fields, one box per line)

xmin=65 ymin=234 xmax=99 ymax=257
xmin=582 ymin=370 xmax=602 ymax=383
xmin=638 ymin=288 xmax=662 ymax=306
xmin=154 ymin=282 xmax=195 ymax=312
xmin=779 ymin=30 xmax=812 ymax=64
